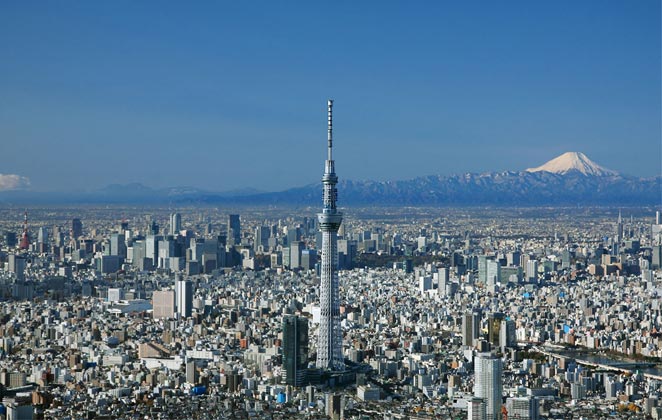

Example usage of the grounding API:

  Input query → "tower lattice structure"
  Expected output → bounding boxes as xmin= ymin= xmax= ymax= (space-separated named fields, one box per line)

xmin=316 ymin=99 xmax=344 ymax=371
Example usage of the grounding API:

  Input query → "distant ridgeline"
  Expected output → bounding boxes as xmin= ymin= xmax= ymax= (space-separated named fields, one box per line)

xmin=199 ymin=170 xmax=660 ymax=206
xmin=0 ymin=153 xmax=659 ymax=206
xmin=173 ymin=152 xmax=662 ymax=206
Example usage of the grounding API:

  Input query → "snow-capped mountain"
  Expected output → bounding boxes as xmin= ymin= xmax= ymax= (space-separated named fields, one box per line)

xmin=1 ymin=153 xmax=658 ymax=206
xmin=526 ymin=152 xmax=618 ymax=176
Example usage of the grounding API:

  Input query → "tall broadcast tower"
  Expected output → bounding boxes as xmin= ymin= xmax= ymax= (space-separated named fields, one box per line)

xmin=19 ymin=210 xmax=30 ymax=250
xmin=316 ymin=99 xmax=344 ymax=371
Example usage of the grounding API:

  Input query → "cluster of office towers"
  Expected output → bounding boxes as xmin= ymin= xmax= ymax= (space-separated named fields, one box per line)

xmin=89 ymin=213 xmax=244 ymax=275
xmin=5 ymin=217 xmax=82 ymax=253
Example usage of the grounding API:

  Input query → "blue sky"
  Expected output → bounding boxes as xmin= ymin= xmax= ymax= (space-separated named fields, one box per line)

xmin=0 ymin=1 xmax=660 ymax=192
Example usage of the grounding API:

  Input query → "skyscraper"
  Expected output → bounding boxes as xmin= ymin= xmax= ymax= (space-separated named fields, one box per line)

xmin=110 ymin=233 xmax=127 ymax=258
xmin=153 ymin=290 xmax=176 ymax=319
xmin=505 ymin=397 xmax=539 ymax=420
xmin=254 ymin=225 xmax=270 ymax=253
xmin=616 ymin=210 xmax=623 ymax=243
xmin=72 ymin=218 xmax=83 ymax=239
xmin=290 ymin=241 xmax=303 ymax=269
xmin=487 ymin=313 xmax=505 ymax=347
xmin=149 ymin=220 xmax=160 ymax=235
xmin=8 ymin=254 xmax=26 ymax=281
xmin=474 ymin=353 xmax=503 ymax=420
xmin=468 ymin=397 xmax=487 ymax=420
xmin=228 ymin=214 xmax=241 ymax=245
xmin=176 ymin=278 xmax=193 ymax=318
xmin=526 ymin=260 xmax=538 ymax=283
xmin=499 ymin=320 xmax=516 ymax=352
xmin=146 ymin=235 xmax=161 ymax=267
xmin=486 ymin=260 xmax=501 ymax=287
xmin=37 ymin=227 xmax=48 ymax=244
xmin=170 ymin=213 xmax=182 ymax=236
xmin=282 ymin=315 xmax=309 ymax=386
xmin=462 ymin=311 xmax=481 ymax=347
xmin=652 ymin=245 xmax=662 ymax=269
xmin=4 ymin=231 xmax=17 ymax=248
xmin=326 ymin=394 xmax=343 ymax=420
xmin=316 ymin=99 xmax=344 ymax=371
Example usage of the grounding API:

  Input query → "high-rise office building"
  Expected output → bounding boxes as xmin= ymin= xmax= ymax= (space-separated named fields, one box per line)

xmin=652 ymin=245 xmax=662 ymax=269
xmin=185 ymin=360 xmax=197 ymax=385
xmin=53 ymin=226 xmax=63 ymax=247
xmin=110 ymin=233 xmax=127 ymax=258
xmin=228 ymin=214 xmax=241 ymax=245
xmin=462 ymin=313 xmax=474 ymax=347
xmin=72 ymin=218 xmax=83 ymax=239
xmin=132 ymin=240 xmax=149 ymax=269
xmin=170 ymin=213 xmax=181 ymax=236
xmin=37 ymin=227 xmax=48 ymax=244
xmin=478 ymin=255 xmax=489 ymax=284
xmin=488 ymin=313 xmax=505 ymax=347
xmin=282 ymin=315 xmax=308 ymax=386
xmin=463 ymin=310 xmax=481 ymax=347
xmin=290 ymin=241 xmax=303 ymax=269
xmin=505 ymin=397 xmax=539 ymax=420
xmin=437 ymin=267 xmax=449 ymax=295
xmin=301 ymin=249 xmax=317 ymax=270
xmin=5 ymin=402 xmax=33 ymax=420
xmin=474 ymin=353 xmax=503 ymax=420
xmin=468 ymin=397 xmax=487 ymax=420
xmin=254 ymin=225 xmax=270 ymax=253
xmin=5 ymin=231 xmax=17 ymax=248
xmin=153 ymin=290 xmax=175 ymax=319
xmin=176 ymin=278 xmax=193 ymax=318
xmin=526 ymin=260 xmax=538 ymax=283
xmin=145 ymin=235 xmax=160 ymax=267
xmin=499 ymin=319 xmax=516 ymax=351
xmin=326 ymin=393 xmax=343 ymax=420
xmin=338 ymin=239 xmax=357 ymax=270
xmin=149 ymin=220 xmax=160 ymax=235
xmin=316 ymin=100 xmax=344 ymax=371
xmin=8 ymin=254 xmax=26 ymax=281
xmin=287 ymin=226 xmax=301 ymax=246
xmin=506 ymin=251 xmax=521 ymax=267
xmin=486 ymin=260 xmax=501 ymax=287
xmin=158 ymin=238 xmax=175 ymax=269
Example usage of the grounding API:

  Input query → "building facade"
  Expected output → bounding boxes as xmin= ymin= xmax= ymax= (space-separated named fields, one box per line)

xmin=282 ymin=315 xmax=308 ymax=386
xmin=474 ymin=353 xmax=503 ymax=420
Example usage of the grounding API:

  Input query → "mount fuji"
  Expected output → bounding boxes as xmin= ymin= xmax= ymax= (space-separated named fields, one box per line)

xmin=526 ymin=152 xmax=619 ymax=176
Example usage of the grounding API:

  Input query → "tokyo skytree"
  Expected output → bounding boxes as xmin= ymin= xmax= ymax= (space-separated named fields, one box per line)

xmin=316 ymin=99 xmax=344 ymax=371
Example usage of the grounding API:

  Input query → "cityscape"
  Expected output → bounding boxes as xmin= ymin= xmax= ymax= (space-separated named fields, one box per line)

xmin=1 ymin=2 xmax=661 ymax=420
xmin=0 ymin=102 xmax=661 ymax=419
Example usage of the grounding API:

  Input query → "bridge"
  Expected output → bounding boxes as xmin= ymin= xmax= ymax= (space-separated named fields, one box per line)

xmin=533 ymin=346 xmax=662 ymax=380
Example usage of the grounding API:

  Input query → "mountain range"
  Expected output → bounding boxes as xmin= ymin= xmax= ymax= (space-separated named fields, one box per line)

xmin=0 ymin=152 xmax=659 ymax=206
